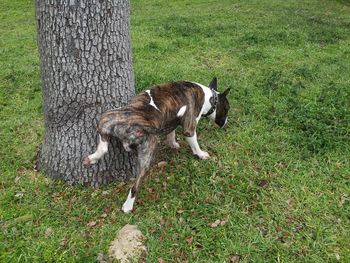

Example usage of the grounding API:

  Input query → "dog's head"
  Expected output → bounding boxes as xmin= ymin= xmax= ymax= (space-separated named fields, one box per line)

xmin=208 ymin=77 xmax=230 ymax=128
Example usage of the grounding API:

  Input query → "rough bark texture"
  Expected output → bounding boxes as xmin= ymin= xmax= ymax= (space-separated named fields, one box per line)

xmin=36 ymin=0 xmax=136 ymax=187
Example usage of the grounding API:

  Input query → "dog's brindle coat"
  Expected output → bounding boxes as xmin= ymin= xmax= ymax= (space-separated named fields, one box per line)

xmin=83 ymin=78 xmax=230 ymax=213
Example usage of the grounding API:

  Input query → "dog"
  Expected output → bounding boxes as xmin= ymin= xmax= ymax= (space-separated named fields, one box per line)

xmin=83 ymin=77 xmax=230 ymax=213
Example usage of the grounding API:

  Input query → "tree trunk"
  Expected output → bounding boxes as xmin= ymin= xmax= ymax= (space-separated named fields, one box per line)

xmin=35 ymin=0 xmax=137 ymax=187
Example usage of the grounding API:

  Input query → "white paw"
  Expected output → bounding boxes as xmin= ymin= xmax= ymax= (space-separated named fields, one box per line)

xmin=121 ymin=190 xmax=135 ymax=213
xmin=121 ymin=204 xmax=133 ymax=213
xmin=169 ymin=141 xmax=180 ymax=149
xmin=89 ymin=158 xmax=97 ymax=165
xmin=83 ymin=156 xmax=96 ymax=167
xmin=196 ymin=151 xmax=210 ymax=160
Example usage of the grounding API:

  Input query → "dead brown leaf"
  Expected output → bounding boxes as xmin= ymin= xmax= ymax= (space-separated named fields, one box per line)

xmin=101 ymin=190 xmax=109 ymax=196
xmin=158 ymin=257 xmax=166 ymax=263
xmin=177 ymin=208 xmax=184 ymax=214
xmin=209 ymin=219 xmax=221 ymax=228
xmin=257 ymin=179 xmax=269 ymax=188
xmin=101 ymin=213 xmax=108 ymax=218
xmin=294 ymin=223 xmax=305 ymax=232
xmin=275 ymin=225 xmax=282 ymax=232
xmin=229 ymin=254 xmax=241 ymax=263
xmin=87 ymin=221 xmax=97 ymax=227
xmin=220 ymin=217 xmax=229 ymax=226
xmin=157 ymin=161 xmax=167 ymax=169
xmin=96 ymin=253 xmax=108 ymax=263
xmin=209 ymin=216 xmax=229 ymax=228
xmin=160 ymin=217 xmax=165 ymax=226
xmin=147 ymin=188 xmax=158 ymax=200
xmin=186 ymin=236 xmax=193 ymax=245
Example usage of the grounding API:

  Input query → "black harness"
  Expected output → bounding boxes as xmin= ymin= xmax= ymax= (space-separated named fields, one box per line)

xmin=202 ymin=91 xmax=218 ymax=117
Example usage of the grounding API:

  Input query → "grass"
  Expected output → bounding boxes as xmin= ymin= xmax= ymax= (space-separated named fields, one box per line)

xmin=1 ymin=0 xmax=350 ymax=262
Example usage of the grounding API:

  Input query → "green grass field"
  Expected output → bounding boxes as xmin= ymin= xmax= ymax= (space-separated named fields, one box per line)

xmin=1 ymin=0 xmax=349 ymax=262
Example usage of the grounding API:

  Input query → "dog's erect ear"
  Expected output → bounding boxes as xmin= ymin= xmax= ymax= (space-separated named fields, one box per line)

xmin=209 ymin=77 xmax=217 ymax=91
xmin=221 ymin=87 xmax=231 ymax=97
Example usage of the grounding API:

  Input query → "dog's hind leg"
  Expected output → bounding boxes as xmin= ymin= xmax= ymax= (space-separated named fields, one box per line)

xmin=122 ymin=134 xmax=158 ymax=213
xmin=166 ymin=130 xmax=180 ymax=149
xmin=83 ymin=133 xmax=109 ymax=166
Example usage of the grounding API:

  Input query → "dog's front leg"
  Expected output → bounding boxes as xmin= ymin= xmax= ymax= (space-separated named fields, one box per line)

xmin=121 ymin=135 xmax=158 ymax=213
xmin=185 ymin=131 xmax=209 ymax=160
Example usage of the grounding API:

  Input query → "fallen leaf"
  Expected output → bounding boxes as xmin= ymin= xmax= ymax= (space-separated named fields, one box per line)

xmin=282 ymin=231 xmax=289 ymax=237
xmin=101 ymin=213 xmax=108 ymax=218
xmin=158 ymin=258 xmax=165 ymax=263
xmin=275 ymin=225 xmax=282 ymax=232
xmin=45 ymin=227 xmax=53 ymax=237
xmin=294 ymin=223 xmax=305 ymax=232
xmin=109 ymin=224 xmax=146 ymax=263
xmin=14 ymin=176 xmax=21 ymax=184
xmin=251 ymin=200 xmax=258 ymax=208
xmin=148 ymin=188 xmax=156 ymax=193
xmin=220 ymin=217 xmax=229 ymax=226
xmin=335 ymin=253 xmax=340 ymax=261
xmin=229 ymin=254 xmax=241 ymax=263
xmin=257 ymin=179 xmax=269 ymax=188
xmin=209 ymin=216 xmax=229 ymax=228
xmin=96 ymin=253 xmax=108 ymax=263
xmin=209 ymin=219 xmax=221 ymax=228
xmin=101 ymin=191 xmax=109 ymax=196
xmin=177 ymin=208 xmax=184 ymax=214
xmin=14 ymin=192 xmax=24 ymax=199
xmin=159 ymin=217 xmax=165 ymax=226
xmin=60 ymin=238 xmax=68 ymax=247
xmin=157 ymin=161 xmax=167 ymax=169
xmin=186 ymin=236 xmax=193 ymax=245
xmin=278 ymin=231 xmax=290 ymax=243
xmin=146 ymin=188 xmax=158 ymax=200
xmin=87 ymin=221 xmax=97 ymax=227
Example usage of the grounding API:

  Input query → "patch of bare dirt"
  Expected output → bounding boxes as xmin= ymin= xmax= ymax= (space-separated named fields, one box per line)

xmin=108 ymin=224 xmax=146 ymax=263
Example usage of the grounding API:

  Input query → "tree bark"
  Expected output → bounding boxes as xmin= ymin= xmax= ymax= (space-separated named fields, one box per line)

xmin=36 ymin=0 xmax=136 ymax=187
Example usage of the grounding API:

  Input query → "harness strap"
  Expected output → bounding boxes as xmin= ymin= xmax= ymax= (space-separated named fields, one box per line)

xmin=202 ymin=91 xmax=218 ymax=117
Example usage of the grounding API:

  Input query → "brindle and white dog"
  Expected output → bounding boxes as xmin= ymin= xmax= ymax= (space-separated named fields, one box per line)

xmin=83 ymin=77 xmax=230 ymax=213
